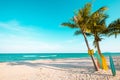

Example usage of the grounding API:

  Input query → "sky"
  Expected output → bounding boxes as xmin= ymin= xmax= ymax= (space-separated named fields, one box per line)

xmin=0 ymin=0 xmax=120 ymax=53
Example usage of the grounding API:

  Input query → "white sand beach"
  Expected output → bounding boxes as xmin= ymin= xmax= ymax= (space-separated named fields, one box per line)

xmin=0 ymin=57 xmax=120 ymax=80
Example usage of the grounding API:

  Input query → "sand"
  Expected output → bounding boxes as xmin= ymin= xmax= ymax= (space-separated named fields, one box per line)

xmin=0 ymin=57 xmax=120 ymax=80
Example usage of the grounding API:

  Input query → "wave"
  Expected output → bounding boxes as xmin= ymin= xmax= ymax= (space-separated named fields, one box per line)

xmin=39 ymin=55 xmax=57 ymax=58
xmin=23 ymin=55 xmax=37 ymax=58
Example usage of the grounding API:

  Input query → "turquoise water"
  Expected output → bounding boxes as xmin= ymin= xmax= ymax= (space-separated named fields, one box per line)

xmin=0 ymin=53 xmax=120 ymax=62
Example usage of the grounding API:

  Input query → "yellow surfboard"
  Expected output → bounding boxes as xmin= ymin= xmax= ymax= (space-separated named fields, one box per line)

xmin=100 ymin=54 xmax=108 ymax=70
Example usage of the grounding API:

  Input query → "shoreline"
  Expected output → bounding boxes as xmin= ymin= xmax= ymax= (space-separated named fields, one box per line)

xmin=0 ymin=57 xmax=120 ymax=80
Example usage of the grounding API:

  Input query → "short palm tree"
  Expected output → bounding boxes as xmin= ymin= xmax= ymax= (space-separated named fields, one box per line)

xmin=85 ymin=6 xmax=110 ymax=70
xmin=88 ymin=11 xmax=109 ymax=70
xmin=98 ymin=18 xmax=120 ymax=70
xmin=61 ymin=3 xmax=99 ymax=71
xmin=88 ymin=7 xmax=108 ymax=55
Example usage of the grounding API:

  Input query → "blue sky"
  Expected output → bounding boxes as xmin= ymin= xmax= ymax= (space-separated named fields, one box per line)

xmin=0 ymin=0 xmax=120 ymax=53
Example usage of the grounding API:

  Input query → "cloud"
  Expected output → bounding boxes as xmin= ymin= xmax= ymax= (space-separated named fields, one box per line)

xmin=0 ymin=20 xmax=43 ymax=36
xmin=66 ymin=39 xmax=78 ymax=43
xmin=65 ymin=37 xmax=86 ymax=43
xmin=0 ymin=20 xmax=51 ymax=52
xmin=0 ymin=20 xmax=26 ymax=32
xmin=0 ymin=34 xmax=87 ymax=53
xmin=0 ymin=20 xmax=44 ymax=39
xmin=0 ymin=38 xmax=60 ymax=53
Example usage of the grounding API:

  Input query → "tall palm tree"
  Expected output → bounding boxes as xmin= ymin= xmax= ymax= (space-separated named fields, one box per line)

xmin=62 ymin=3 xmax=99 ymax=71
xmin=106 ymin=18 xmax=120 ymax=38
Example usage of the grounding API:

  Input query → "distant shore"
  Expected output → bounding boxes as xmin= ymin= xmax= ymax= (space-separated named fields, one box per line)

xmin=0 ymin=57 xmax=120 ymax=80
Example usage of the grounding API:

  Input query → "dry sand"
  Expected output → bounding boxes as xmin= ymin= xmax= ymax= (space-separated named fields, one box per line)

xmin=0 ymin=57 xmax=120 ymax=80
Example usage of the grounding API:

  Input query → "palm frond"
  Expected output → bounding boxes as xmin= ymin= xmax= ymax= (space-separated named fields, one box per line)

xmin=83 ymin=3 xmax=92 ymax=17
xmin=108 ymin=32 xmax=120 ymax=38
xmin=74 ymin=30 xmax=92 ymax=36
xmin=98 ymin=7 xmax=108 ymax=12
xmin=61 ymin=22 xmax=77 ymax=28
xmin=86 ymin=33 xmax=92 ymax=36
xmin=91 ymin=6 xmax=108 ymax=21
xmin=107 ymin=18 xmax=120 ymax=38
xmin=74 ymin=30 xmax=82 ymax=35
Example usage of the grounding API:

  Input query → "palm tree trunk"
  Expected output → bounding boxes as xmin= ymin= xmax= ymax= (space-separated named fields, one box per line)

xmin=83 ymin=32 xmax=99 ymax=71
xmin=96 ymin=41 xmax=102 ymax=56
xmin=94 ymin=34 xmax=102 ymax=55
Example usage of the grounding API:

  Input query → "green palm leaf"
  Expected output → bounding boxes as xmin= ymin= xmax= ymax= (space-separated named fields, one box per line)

xmin=61 ymin=22 xmax=77 ymax=28
xmin=107 ymin=18 xmax=120 ymax=38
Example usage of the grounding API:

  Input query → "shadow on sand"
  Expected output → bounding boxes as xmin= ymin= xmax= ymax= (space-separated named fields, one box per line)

xmin=7 ymin=59 xmax=113 ymax=77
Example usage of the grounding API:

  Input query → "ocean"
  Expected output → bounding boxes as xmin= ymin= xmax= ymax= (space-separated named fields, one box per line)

xmin=0 ymin=53 xmax=120 ymax=62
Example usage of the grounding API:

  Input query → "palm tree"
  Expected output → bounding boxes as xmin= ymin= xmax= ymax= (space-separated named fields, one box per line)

xmin=88 ymin=7 xmax=108 ymax=55
xmin=106 ymin=18 xmax=120 ymax=38
xmin=62 ymin=3 xmax=99 ymax=71
xmin=96 ymin=18 xmax=120 ymax=70
xmin=88 ymin=12 xmax=109 ymax=70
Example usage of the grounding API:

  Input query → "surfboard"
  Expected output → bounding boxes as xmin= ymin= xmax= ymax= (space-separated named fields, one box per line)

xmin=109 ymin=55 xmax=116 ymax=76
xmin=95 ymin=52 xmax=102 ymax=69
xmin=101 ymin=54 xmax=108 ymax=70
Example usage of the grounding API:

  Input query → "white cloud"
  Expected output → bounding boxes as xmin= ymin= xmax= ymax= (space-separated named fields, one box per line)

xmin=0 ymin=20 xmax=25 ymax=32
xmin=0 ymin=38 xmax=61 ymax=53
xmin=0 ymin=34 xmax=87 ymax=53
xmin=0 ymin=20 xmax=51 ymax=53
xmin=0 ymin=20 xmax=44 ymax=39
xmin=0 ymin=20 xmax=43 ymax=36
xmin=66 ymin=38 xmax=79 ymax=43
